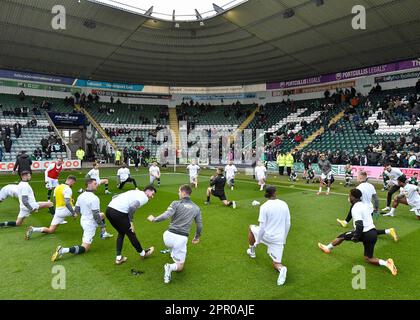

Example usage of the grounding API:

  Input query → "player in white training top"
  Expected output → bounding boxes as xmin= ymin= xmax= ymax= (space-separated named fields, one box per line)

xmin=0 ymin=184 xmax=18 ymax=202
xmin=255 ymin=162 xmax=267 ymax=191
xmin=0 ymin=171 xmax=52 ymax=228
xmin=224 ymin=161 xmax=238 ymax=191
xmin=187 ymin=160 xmax=200 ymax=189
xmin=247 ymin=186 xmax=290 ymax=286
xmin=149 ymin=161 xmax=161 ymax=187
xmin=85 ymin=163 xmax=111 ymax=194
xmin=117 ymin=164 xmax=138 ymax=190
xmin=384 ymin=175 xmax=420 ymax=219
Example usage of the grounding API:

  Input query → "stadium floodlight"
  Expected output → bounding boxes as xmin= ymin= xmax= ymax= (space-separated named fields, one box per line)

xmin=312 ymin=0 xmax=324 ymax=6
xmin=283 ymin=8 xmax=295 ymax=18
xmin=213 ymin=3 xmax=225 ymax=14
xmin=144 ymin=6 xmax=153 ymax=16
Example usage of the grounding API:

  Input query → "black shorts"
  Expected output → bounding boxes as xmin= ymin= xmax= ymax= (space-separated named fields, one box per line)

xmin=304 ymin=163 xmax=310 ymax=170
xmin=211 ymin=189 xmax=227 ymax=201
xmin=338 ymin=229 xmax=377 ymax=258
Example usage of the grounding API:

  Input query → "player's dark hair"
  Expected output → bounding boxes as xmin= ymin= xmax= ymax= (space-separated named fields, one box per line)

xmin=179 ymin=184 xmax=192 ymax=196
xmin=144 ymin=185 xmax=157 ymax=194
xmin=397 ymin=175 xmax=407 ymax=183
xmin=67 ymin=175 xmax=77 ymax=181
xmin=264 ymin=185 xmax=277 ymax=199
xmin=350 ymin=188 xmax=362 ymax=200
xmin=20 ymin=170 xmax=31 ymax=177
xmin=85 ymin=178 xmax=96 ymax=186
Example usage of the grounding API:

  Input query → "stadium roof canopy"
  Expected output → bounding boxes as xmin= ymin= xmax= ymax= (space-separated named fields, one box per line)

xmin=0 ymin=0 xmax=419 ymax=86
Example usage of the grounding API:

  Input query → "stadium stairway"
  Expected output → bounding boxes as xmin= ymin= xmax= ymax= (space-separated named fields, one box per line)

xmin=236 ymin=104 xmax=261 ymax=134
xmin=74 ymin=104 xmax=117 ymax=151
xmin=44 ymin=111 xmax=71 ymax=158
xmin=294 ymin=109 xmax=346 ymax=152
xmin=169 ymin=108 xmax=180 ymax=151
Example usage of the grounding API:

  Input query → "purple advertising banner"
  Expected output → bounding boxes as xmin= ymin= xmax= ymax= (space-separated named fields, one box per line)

xmin=0 ymin=69 xmax=75 ymax=85
xmin=267 ymin=59 xmax=420 ymax=90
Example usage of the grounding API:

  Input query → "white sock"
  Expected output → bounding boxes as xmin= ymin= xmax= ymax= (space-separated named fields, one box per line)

xmin=33 ymin=227 xmax=43 ymax=233
xmin=319 ymin=187 xmax=322 ymax=193
xmin=61 ymin=248 xmax=70 ymax=254
xmin=379 ymin=259 xmax=387 ymax=266
xmin=326 ymin=243 xmax=334 ymax=250
xmin=249 ymin=245 xmax=255 ymax=253
xmin=169 ymin=263 xmax=178 ymax=272
xmin=389 ymin=208 xmax=396 ymax=214
xmin=327 ymin=187 xmax=330 ymax=193
xmin=139 ymin=250 xmax=145 ymax=257
xmin=385 ymin=229 xmax=390 ymax=234
xmin=116 ymin=255 xmax=122 ymax=261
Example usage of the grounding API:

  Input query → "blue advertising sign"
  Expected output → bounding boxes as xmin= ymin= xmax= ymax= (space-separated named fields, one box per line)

xmin=48 ymin=112 xmax=86 ymax=126
xmin=75 ymin=79 xmax=144 ymax=92
xmin=0 ymin=69 xmax=75 ymax=85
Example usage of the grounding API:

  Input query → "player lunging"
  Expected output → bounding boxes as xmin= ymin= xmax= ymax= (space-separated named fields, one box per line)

xmin=383 ymin=175 xmax=420 ymax=219
xmin=381 ymin=164 xmax=403 ymax=212
xmin=0 ymin=171 xmax=53 ymax=228
xmin=247 ymin=186 xmax=290 ymax=286
xmin=318 ymin=189 xmax=398 ymax=276
xmin=117 ymin=164 xmax=138 ymax=190
xmin=205 ymin=168 xmax=236 ymax=208
xmin=25 ymin=175 xmax=77 ymax=239
xmin=85 ymin=163 xmax=111 ymax=195
xmin=148 ymin=184 xmax=202 ymax=284
xmin=51 ymin=178 xmax=113 ymax=262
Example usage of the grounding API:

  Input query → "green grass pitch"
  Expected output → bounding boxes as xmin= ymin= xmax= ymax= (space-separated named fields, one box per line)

xmin=0 ymin=167 xmax=419 ymax=300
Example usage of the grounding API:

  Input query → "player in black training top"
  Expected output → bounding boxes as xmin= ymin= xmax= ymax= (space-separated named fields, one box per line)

xmin=205 ymin=168 xmax=236 ymax=209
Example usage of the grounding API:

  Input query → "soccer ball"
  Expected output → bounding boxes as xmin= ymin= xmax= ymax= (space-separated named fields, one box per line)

xmin=252 ymin=200 xmax=260 ymax=206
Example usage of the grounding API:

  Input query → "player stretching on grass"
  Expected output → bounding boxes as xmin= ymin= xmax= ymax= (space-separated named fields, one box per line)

xmin=336 ymin=171 xmax=398 ymax=240
xmin=148 ymin=184 xmax=202 ymax=284
xmin=381 ymin=164 xmax=403 ymax=212
xmin=0 ymin=171 xmax=53 ymax=228
xmin=105 ymin=186 xmax=157 ymax=265
xmin=247 ymin=186 xmax=290 ymax=286
xmin=255 ymin=161 xmax=267 ymax=191
xmin=51 ymin=178 xmax=113 ymax=262
xmin=205 ymin=168 xmax=236 ymax=208
xmin=25 ymin=175 xmax=78 ymax=239
xmin=0 ymin=184 xmax=18 ymax=203
xmin=317 ymin=154 xmax=332 ymax=195
xmin=318 ymin=189 xmax=398 ymax=276
xmin=383 ymin=175 xmax=420 ymax=219
xmin=85 ymin=163 xmax=111 ymax=195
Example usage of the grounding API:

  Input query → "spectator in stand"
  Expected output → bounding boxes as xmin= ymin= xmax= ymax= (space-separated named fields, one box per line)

xmin=18 ymin=90 xmax=25 ymax=101
xmin=416 ymin=79 xmax=420 ymax=94
xmin=3 ymin=136 xmax=12 ymax=158
xmin=40 ymin=137 xmax=49 ymax=153
xmin=33 ymin=147 xmax=42 ymax=161
xmin=13 ymin=122 xmax=22 ymax=138
xmin=0 ymin=146 xmax=3 ymax=162
xmin=5 ymin=125 xmax=11 ymax=138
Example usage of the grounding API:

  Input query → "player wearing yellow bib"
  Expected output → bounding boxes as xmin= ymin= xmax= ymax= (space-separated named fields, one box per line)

xmin=25 ymin=176 xmax=77 ymax=240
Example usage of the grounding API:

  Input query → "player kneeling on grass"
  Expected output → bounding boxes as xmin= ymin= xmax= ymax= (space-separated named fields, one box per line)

xmin=147 ymin=184 xmax=202 ymax=284
xmin=105 ymin=185 xmax=157 ymax=265
xmin=51 ymin=178 xmax=113 ymax=262
xmin=205 ymin=168 xmax=236 ymax=208
xmin=383 ymin=175 xmax=420 ymax=219
xmin=187 ymin=160 xmax=200 ymax=189
xmin=247 ymin=186 xmax=290 ymax=286
xmin=0 ymin=171 xmax=53 ymax=228
xmin=84 ymin=163 xmax=111 ymax=195
xmin=26 ymin=175 xmax=78 ymax=240
xmin=255 ymin=162 xmax=267 ymax=191
xmin=318 ymin=188 xmax=398 ymax=276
